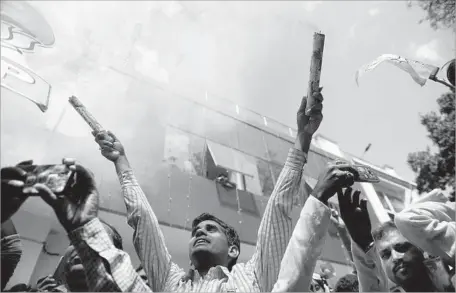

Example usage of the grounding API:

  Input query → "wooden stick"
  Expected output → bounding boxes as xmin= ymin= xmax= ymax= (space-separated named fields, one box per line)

xmin=68 ymin=96 xmax=104 ymax=133
xmin=305 ymin=32 xmax=325 ymax=115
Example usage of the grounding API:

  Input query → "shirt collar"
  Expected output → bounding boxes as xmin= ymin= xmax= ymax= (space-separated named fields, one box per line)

xmin=191 ymin=265 xmax=230 ymax=281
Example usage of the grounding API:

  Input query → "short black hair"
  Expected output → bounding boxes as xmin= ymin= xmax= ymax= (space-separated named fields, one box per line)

xmin=334 ymin=273 xmax=359 ymax=292
xmin=371 ymin=221 xmax=398 ymax=242
xmin=192 ymin=213 xmax=240 ymax=267
xmin=100 ymin=219 xmax=123 ymax=250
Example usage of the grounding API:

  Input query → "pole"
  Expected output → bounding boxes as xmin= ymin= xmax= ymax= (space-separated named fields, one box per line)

xmin=305 ymin=32 xmax=325 ymax=116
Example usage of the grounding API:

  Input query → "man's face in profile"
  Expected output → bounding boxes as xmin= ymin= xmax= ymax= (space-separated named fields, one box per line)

xmin=376 ymin=230 xmax=426 ymax=287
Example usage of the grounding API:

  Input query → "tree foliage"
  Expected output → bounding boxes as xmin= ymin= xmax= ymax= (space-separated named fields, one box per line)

xmin=409 ymin=0 xmax=456 ymax=30
xmin=407 ymin=91 xmax=455 ymax=200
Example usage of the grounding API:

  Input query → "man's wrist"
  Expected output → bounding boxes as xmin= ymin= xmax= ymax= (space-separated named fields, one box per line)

xmin=114 ymin=155 xmax=131 ymax=171
xmin=313 ymin=190 xmax=329 ymax=205
xmin=294 ymin=132 xmax=313 ymax=154
xmin=63 ymin=217 xmax=97 ymax=234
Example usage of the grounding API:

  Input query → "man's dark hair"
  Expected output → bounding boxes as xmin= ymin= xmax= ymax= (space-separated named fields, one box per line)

xmin=334 ymin=273 xmax=359 ymax=292
xmin=371 ymin=221 xmax=398 ymax=242
xmin=100 ymin=219 xmax=123 ymax=250
xmin=192 ymin=213 xmax=240 ymax=268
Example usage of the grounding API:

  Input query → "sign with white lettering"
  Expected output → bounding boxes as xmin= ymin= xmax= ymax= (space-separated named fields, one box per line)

xmin=1 ymin=1 xmax=55 ymax=112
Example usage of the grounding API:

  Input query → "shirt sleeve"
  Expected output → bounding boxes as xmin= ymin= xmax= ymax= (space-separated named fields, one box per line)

xmin=68 ymin=218 xmax=152 ymax=292
xmin=271 ymin=196 xmax=331 ymax=292
xmin=247 ymin=148 xmax=307 ymax=292
xmin=117 ymin=170 xmax=175 ymax=292
xmin=352 ymin=242 xmax=389 ymax=292
xmin=394 ymin=190 xmax=456 ymax=267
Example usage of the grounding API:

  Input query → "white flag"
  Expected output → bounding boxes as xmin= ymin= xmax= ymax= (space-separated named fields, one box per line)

xmin=356 ymin=54 xmax=439 ymax=87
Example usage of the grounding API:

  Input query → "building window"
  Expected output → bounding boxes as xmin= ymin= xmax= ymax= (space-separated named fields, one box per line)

xmin=164 ymin=126 xmax=206 ymax=176
xmin=204 ymin=140 xmax=263 ymax=196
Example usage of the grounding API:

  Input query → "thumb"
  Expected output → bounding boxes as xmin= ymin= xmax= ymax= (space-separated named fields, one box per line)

xmin=34 ymin=183 xmax=59 ymax=208
xmin=298 ymin=95 xmax=307 ymax=113
xmin=107 ymin=131 xmax=119 ymax=142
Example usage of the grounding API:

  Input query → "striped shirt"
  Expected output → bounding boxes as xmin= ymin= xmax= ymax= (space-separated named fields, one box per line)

xmin=71 ymin=148 xmax=307 ymax=292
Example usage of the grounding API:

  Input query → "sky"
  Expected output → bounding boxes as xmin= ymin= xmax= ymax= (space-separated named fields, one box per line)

xmin=1 ymin=0 xmax=455 ymax=183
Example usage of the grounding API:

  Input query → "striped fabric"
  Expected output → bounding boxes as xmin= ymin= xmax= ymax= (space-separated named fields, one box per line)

xmin=71 ymin=148 xmax=307 ymax=292
xmin=69 ymin=218 xmax=151 ymax=292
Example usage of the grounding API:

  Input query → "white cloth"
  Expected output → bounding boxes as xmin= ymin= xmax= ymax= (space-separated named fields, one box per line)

xmin=272 ymin=196 xmax=331 ymax=292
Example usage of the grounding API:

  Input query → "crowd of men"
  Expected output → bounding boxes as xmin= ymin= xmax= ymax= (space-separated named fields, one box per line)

xmin=1 ymin=91 xmax=455 ymax=292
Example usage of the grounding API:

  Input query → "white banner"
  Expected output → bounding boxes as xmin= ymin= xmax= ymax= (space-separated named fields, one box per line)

xmin=356 ymin=54 xmax=439 ymax=87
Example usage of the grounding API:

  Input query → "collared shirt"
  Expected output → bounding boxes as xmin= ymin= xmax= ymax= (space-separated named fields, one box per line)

xmin=70 ymin=147 xmax=307 ymax=292
xmin=69 ymin=218 xmax=150 ymax=292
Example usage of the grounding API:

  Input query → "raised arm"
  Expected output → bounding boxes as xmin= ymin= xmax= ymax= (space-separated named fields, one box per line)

xmin=338 ymin=185 xmax=389 ymax=292
xmin=271 ymin=196 xmax=331 ymax=292
xmin=69 ymin=218 xmax=152 ymax=292
xmin=94 ymin=131 xmax=175 ymax=292
xmin=246 ymin=91 xmax=324 ymax=291
xmin=272 ymin=169 xmax=361 ymax=292
xmin=395 ymin=189 xmax=455 ymax=267
xmin=34 ymin=161 xmax=151 ymax=292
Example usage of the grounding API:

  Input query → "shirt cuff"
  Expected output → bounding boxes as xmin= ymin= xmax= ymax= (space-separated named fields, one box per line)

xmin=68 ymin=218 xmax=114 ymax=253
xmin=117 ymin=169 xmax=139 ymax=186
xmin=285 ymin=148 xmax=308 ymax=171
xmin=305 ymin=195 xmax=331 ymax=221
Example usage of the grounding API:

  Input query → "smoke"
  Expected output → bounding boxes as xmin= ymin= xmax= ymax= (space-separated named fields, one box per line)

xmin=2 ymin=1 xmax=325 ymax=167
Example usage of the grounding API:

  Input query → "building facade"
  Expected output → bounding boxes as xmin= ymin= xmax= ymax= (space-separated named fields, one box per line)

xmin=3 ymin=83 xmax=417 ymax=289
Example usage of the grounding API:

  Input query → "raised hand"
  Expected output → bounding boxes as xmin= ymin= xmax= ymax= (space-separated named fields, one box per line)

xmin=32 ymin=159 xmax=99 ymax=233
xmin=93 ymin=130 xmax=125 ymax=162
xmin=1 ymin=160 xmax=35 ymax=223
xmin=337 ymin=187 xmax=373 ymax=252
xmin=312 ymin=162 xmax=357 ymax=205
xmin=295 ymin=90 xmax=324 ymax=153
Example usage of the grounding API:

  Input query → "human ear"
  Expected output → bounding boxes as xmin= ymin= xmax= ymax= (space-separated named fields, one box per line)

xmin=228 ymin=245 xmax=239 ymax=259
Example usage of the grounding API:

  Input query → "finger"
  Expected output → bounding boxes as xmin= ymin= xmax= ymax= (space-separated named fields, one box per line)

xmin=360 ymin=198 xmax=368 ymax=212
xmin=107 ymin=131 xmax=119 ymax=142
xmin=337 ymin=188 xmax=350 ymax=208
xmin=23 ymin=186 xmax=39 ymax=195
xmin=99 ymin=141 xmax=114 ymax=148
xmin=16 ymin=160 xmax=34 ymax=167
xmin=334 ymin=160 xmax=348 ymax=166
xmin=101 ymin=145 xmax=116 ymax=153
xmin=309 ymin=112 xmax=323 ymax=122
xmin=332 ymin=164 xmax=359 ymax=177
xmin=352 ymin=188 xmax=360 ymax=206
xmin=34 ymin=183 xmax=59 ymax=207
xmin=6 ymin=180 xmax=24 ymax=187
xmin=337 ymin=171 xmax=355 ymax=188
xmin=312 ymin=91 xmax=324 ymax=102
xmin=343 ymin=187 xmax=354 ymax=206
xmin=1 ymin=167 xmax=27 ymax=180
xmin=62 ymin=158 xmax=76 ymax=166
xmin=95 ymin=131 xmax=109 ymax=141
xmin=308 ymin=103 xmax=323 ymax=116
xmin=298 ymin=96 xmax=308 ymax=113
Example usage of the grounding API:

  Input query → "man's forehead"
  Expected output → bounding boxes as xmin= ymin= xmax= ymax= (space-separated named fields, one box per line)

xmin=376 ymin=230 xmax=407 ymax=249
xmin=195 ymin=219 xmax=223 ymax=229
